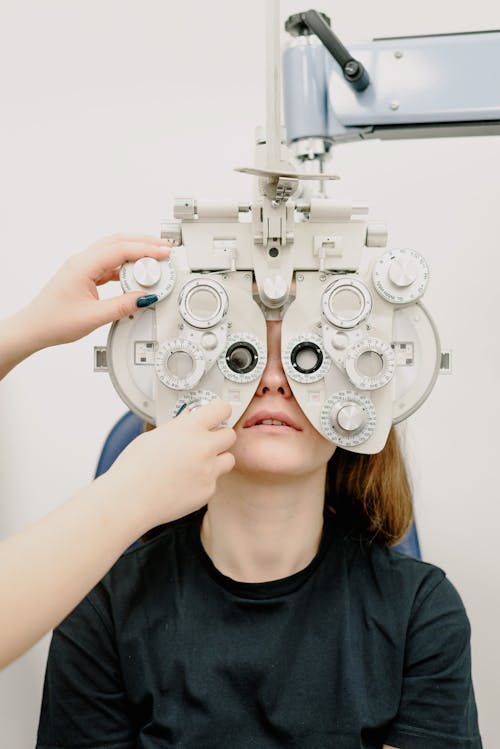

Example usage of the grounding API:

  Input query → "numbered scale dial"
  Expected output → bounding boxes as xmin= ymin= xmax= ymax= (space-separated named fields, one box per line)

xmin=344 ymin=336 xmax=395 ymax=391
xmin=320 ymin=390 xmax=376 ymax=447
xmin=372 ymin=249 xmax=428 ymax=305
xmin=155 ymin=338 xmax=205 ymax=390
xmin=120 ymin=257 xmax=176 ymax=302
xmin=172 ymin=389 xmax=219 ymax=417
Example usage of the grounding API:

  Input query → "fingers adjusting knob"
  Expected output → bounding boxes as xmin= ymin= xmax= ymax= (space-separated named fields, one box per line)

xmin=120 ymin=256 xmax=176 ymax=302
xmin=132 ymin=258 xmax=162 ymax=287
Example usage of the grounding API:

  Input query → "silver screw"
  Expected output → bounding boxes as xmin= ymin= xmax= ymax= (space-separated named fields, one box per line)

xmin=296 ymin=274 xmax=304 ymax=282
xmin=390 ymin=100 xmax=400 ymax=111
xmin=394 ymin=50 xmax=403 ymax=59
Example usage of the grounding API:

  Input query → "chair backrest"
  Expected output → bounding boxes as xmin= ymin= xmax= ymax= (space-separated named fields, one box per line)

xmin=95 ymin=411 xmax=421 ymax=559
xmin=393 ymin=523 xmax=421 ymax=558
xmin=95 ymin=411 xmax=144 ymax=477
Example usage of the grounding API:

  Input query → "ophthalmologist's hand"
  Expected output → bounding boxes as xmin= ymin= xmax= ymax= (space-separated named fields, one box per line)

xmin=0 ymin=234 xmax=171 ymax=379
xmin=104 ymin=399 xmax=237 ymax=530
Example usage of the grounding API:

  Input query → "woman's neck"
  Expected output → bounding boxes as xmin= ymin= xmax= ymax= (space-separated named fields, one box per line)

xmin=200 ymin=467 xmax=327 ymax=583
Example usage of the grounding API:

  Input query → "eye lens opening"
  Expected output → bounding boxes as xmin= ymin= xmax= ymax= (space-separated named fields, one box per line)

xmin=329 ymin=287 xmax=363 ymax=321
xmin=226 ymin=342 xmax=258 ymax=374
xmin=186 ymin=287 xmax=220 ymax=321
xmin=356 ymin=350 xmax=384 ymax=377
xmin=167 ymin=351 xmax=194 ymax=378
xmin=291 ymin=341 xmax=323 ymax=375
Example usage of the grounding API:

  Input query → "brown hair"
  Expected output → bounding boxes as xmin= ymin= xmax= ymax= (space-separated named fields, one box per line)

xmin=325 ymin=426 xmax=413 ymax=546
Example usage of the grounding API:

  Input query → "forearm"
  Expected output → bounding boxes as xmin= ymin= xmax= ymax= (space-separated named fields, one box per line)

xmin=0 ymin=474 xmax=147 ymax=669
xmin=0 ymin=309 xmax=44 ymax=380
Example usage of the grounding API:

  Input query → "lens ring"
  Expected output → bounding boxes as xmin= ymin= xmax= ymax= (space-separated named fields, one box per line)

xmin=217 ymin=333 xmax=267 ymax=384
xmin=344 ymin=336 xmax=396 ymax=391
xmin=291 ymin=341 xmax=323 ymax=375
xmin=179 ymin=277 xmax=229 ymax=329
xmin=226 ymin=342 xmax=258 ymax=375
xmin=283 ymin=334 xmax=331 ymax=384
xmin=322 ymin=278 xmax=372 ymax=329
xmin=154 ymin=338 xmax=205 ymax=390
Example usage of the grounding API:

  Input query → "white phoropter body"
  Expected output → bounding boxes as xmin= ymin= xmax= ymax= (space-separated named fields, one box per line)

xmin=97 ymin=0 xmax=442 ymax=454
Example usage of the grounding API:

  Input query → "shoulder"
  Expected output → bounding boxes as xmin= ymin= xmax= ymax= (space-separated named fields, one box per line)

xmin=381 ymin=545 xmax=468 ymax=623
xmin=332 ymin=530 xmax=468 ymax=631
xmin=372 ymin=553 xmax=481 ymax=746
xmin=337 ymin=529 xmax=447 ymax=594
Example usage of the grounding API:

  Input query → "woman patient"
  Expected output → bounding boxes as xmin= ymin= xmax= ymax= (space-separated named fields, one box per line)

xmin=36 ymin=321 xmax=482 ymax=749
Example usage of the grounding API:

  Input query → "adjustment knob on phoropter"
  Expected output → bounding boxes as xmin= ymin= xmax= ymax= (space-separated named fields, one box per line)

xmin=372 ymin=249 xmax=428 ymax=305
xmin=388 ymin=256 xmax=418 ymax=287
xmin=261 ymin=274 xmax=289 ymax=308
xmin=336 ymin=402 xmax=365 ymax=432
xmin=132 ymin=257 xmax=162 ymax=287
xmin=320 ymin=390 xmax=376 ymax=447
xmin=120 ymin=256 xmax=176 ymax=302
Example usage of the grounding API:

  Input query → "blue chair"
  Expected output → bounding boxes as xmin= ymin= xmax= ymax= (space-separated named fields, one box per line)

xmin=95 ymin=411 xmax=144 ymax=477
xmin=95 ymin=411 xmax=421 ymax=559
xmin=394 ymin=522 xmax=421 ymax=558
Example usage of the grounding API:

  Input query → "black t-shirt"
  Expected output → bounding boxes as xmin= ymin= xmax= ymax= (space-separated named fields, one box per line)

xmin=36 ymin=508 xmax=482 ymax=749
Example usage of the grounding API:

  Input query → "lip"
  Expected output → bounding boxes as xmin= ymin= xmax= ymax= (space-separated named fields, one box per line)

xmin=243 ymin=410 xmax=302 ymax=431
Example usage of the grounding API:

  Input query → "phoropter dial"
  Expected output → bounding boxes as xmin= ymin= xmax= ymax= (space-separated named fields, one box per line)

xmin=178 ymin=278 xmax=229 ymax=329
xmin=344 ymin=336 xmax=395 ymax=391
xmin=283 ymin=334 xmax=331 ymax=384
xmin=322 ymin=277 xmax=372 ymax=329
xmin=155 ymin=338 xmax=205 ymax=390
xmin=172 ymin=389 xmax=220 ymax=418
xmin=120 ymin=257 xmax=176 ymax=302
xmin=372 ymin=249 xmax=428 ymax=304
xmin=320 ymin=390 xmax=376 ymax=447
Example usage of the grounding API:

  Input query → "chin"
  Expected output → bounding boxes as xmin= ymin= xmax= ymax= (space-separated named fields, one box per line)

xmin=231 ymin=425 xmax=336 ymax=479
xmin=232 ymin=442 xmax=315 ymax=479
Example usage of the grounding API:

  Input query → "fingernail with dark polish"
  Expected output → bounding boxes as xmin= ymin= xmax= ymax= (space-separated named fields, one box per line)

xmin=136 ymin=294 xmax=158 ymax=308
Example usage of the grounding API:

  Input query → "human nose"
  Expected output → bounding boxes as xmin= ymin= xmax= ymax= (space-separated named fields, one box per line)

xmin=255 ymin=352 xmax=293 ymax=398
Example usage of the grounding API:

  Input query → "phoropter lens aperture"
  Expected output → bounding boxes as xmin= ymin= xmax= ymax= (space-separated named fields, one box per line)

xmin=226 ymin=342 xmax=258 ymax=374
xmin=291 ymin=341 xmax=323 ymax=375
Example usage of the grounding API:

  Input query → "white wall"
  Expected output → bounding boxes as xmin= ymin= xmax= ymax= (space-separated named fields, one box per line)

xmin=0 ymin=1 xmax=498 ymax=746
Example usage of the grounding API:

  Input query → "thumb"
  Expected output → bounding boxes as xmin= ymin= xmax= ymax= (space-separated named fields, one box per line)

xmin=96 ymin=291 xmax=158 ymax=323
